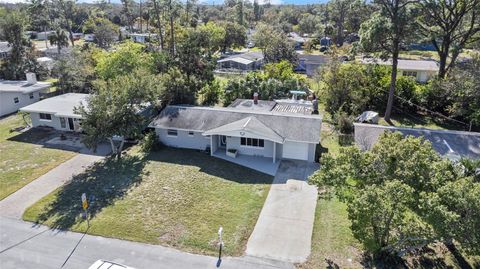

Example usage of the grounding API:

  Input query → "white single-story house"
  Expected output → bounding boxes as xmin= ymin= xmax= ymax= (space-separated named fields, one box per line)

xmin=361 ymin=58 xmax=439 ymax=83
xmin=0 ymin=74 xmax=51 ymax=117
xmin=129 ymin=33 xmax=157 ymax=44
xmin=84 ymin=34 xmax=95 ymax=42
xmin=149 ymin=101 xmax=321 ymax=174
xmin=20 ymin=93 xmax=89 ymax=132
xmin=217 ymin=51 xmax=264 ymax=72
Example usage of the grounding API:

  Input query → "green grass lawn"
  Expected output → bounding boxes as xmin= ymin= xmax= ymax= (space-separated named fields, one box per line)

xmin=0 ymin=114 xmax=76 ymax=200
xmin=23 ymin=147 xmax=273 ymax=256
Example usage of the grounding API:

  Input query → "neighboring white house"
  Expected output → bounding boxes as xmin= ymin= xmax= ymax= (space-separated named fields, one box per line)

xmin=129 ymin=33 xmax=157 ymax=43
xmin=84 ymin=34 xmax=95 ymax=42
xmin=216 ymin=51 xmax=264 ymax=72
xmin=0 ymin=42 xmax=11 ymax=60
xmin=35 ymin=31 xmax=55 ymax=41
xmin=361 ymin=58 xmax=439 ymax=83
xmin=149 ymin=99 xmax=322 ymax=173
xmin=20 ymin=93 xmax=89 ymax=132
xmin=0 ymin=74 xmax=51 ymax=117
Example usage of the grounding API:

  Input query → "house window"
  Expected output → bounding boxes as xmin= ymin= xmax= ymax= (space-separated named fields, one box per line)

xmin=29 ymin=93 xmax=34 ymax=99
xmin=60 ymin=117 xmax=66 ymax=128
xmin=240 ymin=137 xmax=264 ymax=148
xmin=39 ymin=113 xmax=52 ymax=121
xmin=402 ymin=71 xmax=417 ymax=77
xmin=13 ymin=97 xmax=19 ymax=103
xmin=167 ymin=129 xmax=178 ymax=137
xmin=188 ymin=131 xmax=194 ymax=136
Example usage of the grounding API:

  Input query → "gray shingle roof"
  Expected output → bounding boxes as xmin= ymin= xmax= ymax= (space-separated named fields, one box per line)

xmin=0 ymin=42 xmax=11 ymax=53
xmin=361 ymin=58 xmax=439 ymax=71
xmin=150 ymin=105 xmax=322 ymax=143
xmin=0 ymin=80 xmax=51 ymax=93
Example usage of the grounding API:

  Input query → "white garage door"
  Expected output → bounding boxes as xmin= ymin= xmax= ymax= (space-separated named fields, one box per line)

xmin=282 ymin=141 xmax=309 ymax=160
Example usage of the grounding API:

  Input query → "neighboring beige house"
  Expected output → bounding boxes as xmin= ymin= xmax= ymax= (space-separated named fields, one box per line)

xmin=361 ymin=58 xmax=439 ymax=83
xmin=20 ymin=93 xmax=89 ymax=132
xmin=0 ymin=74 xmax=51 ymax=117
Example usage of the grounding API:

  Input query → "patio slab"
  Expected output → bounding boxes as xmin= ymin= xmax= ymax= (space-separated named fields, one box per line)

xmin=212 ymin=150 xmax=280 ymax=176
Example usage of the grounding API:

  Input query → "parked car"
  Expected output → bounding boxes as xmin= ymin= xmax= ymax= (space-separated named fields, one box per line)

xmin=88 ymin=260 xmax=136 ymax=269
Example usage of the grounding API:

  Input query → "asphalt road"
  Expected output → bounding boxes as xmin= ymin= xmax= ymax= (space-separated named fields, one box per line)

xmin=0 ymin=217 xmax=294 ymax=269
xmin=354 ymin=123 xmax=480 ymax=160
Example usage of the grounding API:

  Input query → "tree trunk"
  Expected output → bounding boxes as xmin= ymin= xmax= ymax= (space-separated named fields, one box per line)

xmin=385 ymin=43 xmax=399 ymax=122
xmin=169 ymin=0 xmax=175 ymax=56
xmin=438 ymin=52 xmax=448 ymax=79
xmin=108 ymin=138 xmax=117 ymax=155
xmin=44 ymin=26 xmax=49 ymax=49
xmin=116 ymin=139 xmax=125 ymax=159
xmin=152 ymin=0 xmax=164 ymax=50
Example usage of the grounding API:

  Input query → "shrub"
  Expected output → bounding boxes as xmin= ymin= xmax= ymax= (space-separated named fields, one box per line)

xmin=140 ymin=132 xmax=162 ymax=152
xmin=333 ymin=111 xmax=354 ymax=134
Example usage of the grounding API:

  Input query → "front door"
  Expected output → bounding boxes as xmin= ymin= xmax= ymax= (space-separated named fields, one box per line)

xmin=220 ymin=135 xmax=227 ymax=147
xmin=68 ymin=118 xmax=75 ymax=131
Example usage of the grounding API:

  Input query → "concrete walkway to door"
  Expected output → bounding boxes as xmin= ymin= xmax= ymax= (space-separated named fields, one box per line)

xmin=246 ymin=160 xmax=319 ymax=263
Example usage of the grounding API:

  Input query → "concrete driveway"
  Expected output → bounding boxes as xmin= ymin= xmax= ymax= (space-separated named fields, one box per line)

xmin=246 ymin=160 xmax=319 ymax=263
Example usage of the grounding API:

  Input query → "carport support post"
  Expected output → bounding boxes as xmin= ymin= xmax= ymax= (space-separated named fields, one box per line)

xmin=273 ymin=142 xmax=276 ymax=163
xmin=210 ymin=136 xmax=213 ymax=156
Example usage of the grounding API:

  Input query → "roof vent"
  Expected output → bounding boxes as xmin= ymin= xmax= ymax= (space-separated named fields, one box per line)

xmin=26 ymin=72 xmax=37 ymax=85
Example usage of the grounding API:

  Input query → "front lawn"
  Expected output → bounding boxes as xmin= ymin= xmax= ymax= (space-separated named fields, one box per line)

xmin=0 ymin=114 xmax=76 ymax=200
xmin=23 ymin=147 xmax=273 ymax=256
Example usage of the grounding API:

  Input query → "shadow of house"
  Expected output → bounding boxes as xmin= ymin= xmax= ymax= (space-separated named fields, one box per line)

xmin=8 ymin=127 xmax=111 ymax=156
xmin=146 ymin=147 xmax=273 ymax=185
xmin=34 ymin=154 xmax=147 ymax=230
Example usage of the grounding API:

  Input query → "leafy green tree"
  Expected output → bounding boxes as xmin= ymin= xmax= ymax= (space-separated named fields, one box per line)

xmin=48 ymin=28 xmax=69 ymax=54
xmin=298 ymin=13 xmax=319 ymax=35
xmin=78 ymin=69 xmax=163 ymax=158
xmin=53 ymin=46 xmax=97 ymax=93
xmin=417 ymin=0 xmax=480 ymax=78
xmin=348 ymin=180 xmax=431 ymax=256
xmin=435 ymin=53 xmax=480 ymax=126
xmin=359 ymin=0 xmax=417 ymax=122
xmin=95 ymin=41 xmax=154 ymax=80
xmin=309 ymin=132 xmax=473 ymax=257
xmin=160 ymin=67 xmax=195 ymax=105
xmin=199 ymin=79 xmax=223 ymax=106
xmin=0 ymin=10 xmax=31 ymax=80
xmin=253 ymin=24 xmax=297 ymax=64
xmin=422 ymin=177 xmax=480 ymax=255
xmin=220 ymin=21 xmax=246 ymax=53
xmin=83 ymin=16 xmax=119 ymax=49
xmin=28 ymin=0 xmax=51 ymax=49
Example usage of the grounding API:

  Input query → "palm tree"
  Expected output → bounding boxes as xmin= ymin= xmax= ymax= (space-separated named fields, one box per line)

xmin=48 ymin=28 xmax=69 ymax=54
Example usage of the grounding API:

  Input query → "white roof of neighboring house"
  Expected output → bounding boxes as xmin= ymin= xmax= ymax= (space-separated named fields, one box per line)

xmin=20 ymin=93 xmax=89 ymax=118
xmin=218 ymin=51 xmax=264 ymax=65
xmin=36 ymin=57 xmax=54 ymax=63
xmin=0 ymin=80 xmax=51 ymax=94
xmin=361 ymin=58 xmax=440 ymax=71
xmin=218 ymin=56 xmax=254 ymax=65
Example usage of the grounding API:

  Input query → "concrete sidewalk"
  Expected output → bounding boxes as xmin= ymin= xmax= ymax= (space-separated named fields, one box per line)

xmin=0 ymin=144 xmax=110 ymax=219
xmin=0 ymin=217 xmax=294 ymax=269
xmin=246 ymin=160 xmax=318 ymax=263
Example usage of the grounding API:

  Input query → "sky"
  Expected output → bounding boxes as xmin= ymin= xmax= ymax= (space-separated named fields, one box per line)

xmin=0 ymin=0 xmax=330 ymax=4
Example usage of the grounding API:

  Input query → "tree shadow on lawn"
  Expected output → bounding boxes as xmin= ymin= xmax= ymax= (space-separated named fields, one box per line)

xmin=145 ymin=147 xmax=273 ymax=185
xmin=33 ymin=154 xmax=148 ymax=230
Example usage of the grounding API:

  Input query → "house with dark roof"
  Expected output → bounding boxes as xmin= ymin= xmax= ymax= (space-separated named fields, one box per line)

xmin=216 ymin=51 xmax=264 ymax=72
xmin=149 ymin=97 xmax=321 ymax=175
xmin=295 ymin=54 xmax=330 ymax=76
